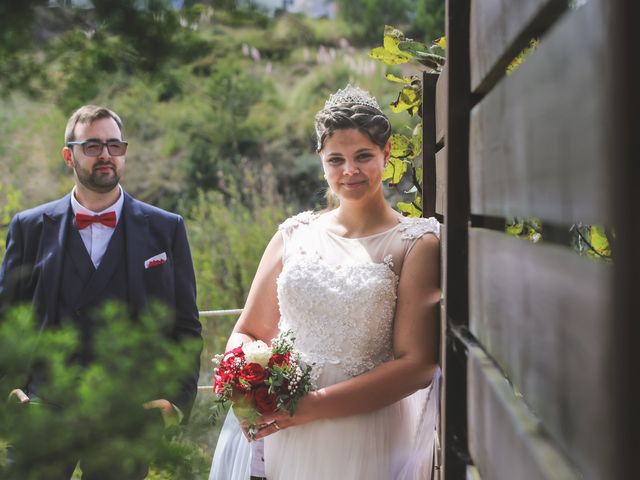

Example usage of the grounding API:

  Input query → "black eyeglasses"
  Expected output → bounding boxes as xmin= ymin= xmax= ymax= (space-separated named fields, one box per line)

xmin=66 ymin=140 xmax=128 ymax=156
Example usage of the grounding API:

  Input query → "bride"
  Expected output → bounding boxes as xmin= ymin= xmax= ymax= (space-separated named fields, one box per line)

xmin=210 ymin=85 xmax=441 ymax=480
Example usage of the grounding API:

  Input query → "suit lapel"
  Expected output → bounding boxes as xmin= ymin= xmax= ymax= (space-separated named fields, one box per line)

xmin=123 ymin=193 xmax=148 ymax=313
xmin=40 ymin=195 xmax=72 ymax=328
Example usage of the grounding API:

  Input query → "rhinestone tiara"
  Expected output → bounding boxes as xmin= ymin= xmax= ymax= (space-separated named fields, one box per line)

xmin=323 ymin=84 xmax=381 ymax=111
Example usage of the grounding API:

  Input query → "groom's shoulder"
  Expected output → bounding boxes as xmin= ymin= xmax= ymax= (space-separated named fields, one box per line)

xmin=126 ymin=194 xmax=183 ymax=224
xmin=13 ymin=196 xmax=70 ymax=226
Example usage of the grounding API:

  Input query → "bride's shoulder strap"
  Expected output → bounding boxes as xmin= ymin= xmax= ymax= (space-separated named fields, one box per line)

xmin=398 ymin=216 xmax=441 ymax=241
xmin=278 ymin=211 xmax=319 ymax=261
xmin=278 ymin=210 xmax=319 ymax=235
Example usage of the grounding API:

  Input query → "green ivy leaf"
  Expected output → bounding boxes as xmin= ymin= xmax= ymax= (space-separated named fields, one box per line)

xmin=397 ymin=39 xmax=430 ymax=55
xmin=397 ymin=201 xmax=422 ymax=217
xmin=385 ymin=73 xmax=412 ymax=84
xmin=587 ymin=225 xmax=611 ymax=258
xmin=505 ymin=222 xmax=524 ymax=236
xmin=505 ymin=217 xmax=543 ymax=242
xmin=369 ymin=47 xmax=411 ymax=65
xmin=398 ymin=41 xmax=446 ymax=70
xmin=382 ymin=157 xmax=408 ymax=184
xmin=383 ymin=25 xmax=410 ymax=55
xmin=368 ymin=25 xmax=412 ymax=65
xmin=391 ymin=84 xmax=421 ymax=115
xmin=389 ymin=133 xmax=416 ymax=160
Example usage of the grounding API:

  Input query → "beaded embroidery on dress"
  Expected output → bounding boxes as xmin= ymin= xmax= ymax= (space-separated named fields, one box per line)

xmin=262 ymin=212 xmax=441 ymax=480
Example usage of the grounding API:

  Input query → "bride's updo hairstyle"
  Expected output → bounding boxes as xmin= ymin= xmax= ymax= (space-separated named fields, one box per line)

xmin=315 ymin=85 xmax=391 ymax=152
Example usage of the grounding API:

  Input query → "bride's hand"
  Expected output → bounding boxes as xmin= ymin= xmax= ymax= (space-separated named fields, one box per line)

xmin=250 ymin=392 xmax=319 ymax=441
xmin=238 ymin=419 xmax=258 ymax=442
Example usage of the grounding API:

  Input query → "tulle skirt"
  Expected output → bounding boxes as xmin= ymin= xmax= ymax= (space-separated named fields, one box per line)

xmin=208 ymin=409 xmax=252 ymax=480
xmin=209 ymin=366 xmax=441 ymax=480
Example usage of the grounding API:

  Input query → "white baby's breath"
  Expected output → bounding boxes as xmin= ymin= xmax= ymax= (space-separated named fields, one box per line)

xmin=242 ymin=340 xmax=272 ymax=367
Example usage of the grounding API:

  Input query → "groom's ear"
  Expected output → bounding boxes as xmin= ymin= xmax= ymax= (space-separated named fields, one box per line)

xmin=62 ymin=146 xmax=73 ymax=168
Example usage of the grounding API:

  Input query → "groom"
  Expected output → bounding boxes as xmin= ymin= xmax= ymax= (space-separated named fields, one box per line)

xmin=0 ymin=105 xmax=202 ymax=478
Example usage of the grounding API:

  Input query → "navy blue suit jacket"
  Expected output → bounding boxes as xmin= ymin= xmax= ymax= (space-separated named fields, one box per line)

xmin=0 ymin=191 xmax=202 ymax=418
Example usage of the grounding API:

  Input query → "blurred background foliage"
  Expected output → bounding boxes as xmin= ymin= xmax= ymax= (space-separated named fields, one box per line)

xmin=0 ymin=304 xmax=208 ymax=479
xmin=0 ymin=0 xmax=444 ymax=476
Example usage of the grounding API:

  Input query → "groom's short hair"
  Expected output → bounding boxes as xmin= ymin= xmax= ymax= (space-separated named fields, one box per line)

xmin=64 ymin=105 xmax=124 ymax=144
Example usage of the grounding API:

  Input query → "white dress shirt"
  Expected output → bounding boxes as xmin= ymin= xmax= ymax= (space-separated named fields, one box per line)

xmin=70 ymin=185 xmax=124 ymax=268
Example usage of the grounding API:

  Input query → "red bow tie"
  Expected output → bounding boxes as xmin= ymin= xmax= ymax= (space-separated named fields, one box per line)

xmin=75 ymin=211 xmax=117 ymax=229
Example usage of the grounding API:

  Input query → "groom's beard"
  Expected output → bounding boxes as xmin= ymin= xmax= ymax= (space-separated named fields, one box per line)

xmin=73 ymin=156 xmax=121 ymax=193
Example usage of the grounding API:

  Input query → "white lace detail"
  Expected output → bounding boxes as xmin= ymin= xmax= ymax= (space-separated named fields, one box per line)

xmin=398 ymin=216 xmax=440 ymax=240
xmin=277 ymin=256 xmax=398 ymax=386
xmin=278 ymin=211 xmax=318 ymax=234
xmin=275 ymin=213 xmax=438 ymax=388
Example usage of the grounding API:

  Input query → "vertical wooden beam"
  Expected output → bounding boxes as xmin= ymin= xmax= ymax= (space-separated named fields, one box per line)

xmin=611 ymin=0 xmax=638 ymax=478
xmin=422 ymin=72 xmax=439 ymax=219
xmin=441 ymin=0 xmax=471 ymax=478
xmin=444 ymin=0 xmax=471 ymax=326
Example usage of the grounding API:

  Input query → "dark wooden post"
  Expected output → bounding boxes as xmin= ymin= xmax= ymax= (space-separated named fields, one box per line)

xmin=441 ymin=0 xmax=471 ymax=478
xmin=611 ymin=0 xmax=638 ymax=478
xmin=422 ymin=72 xmax=438 ymax=219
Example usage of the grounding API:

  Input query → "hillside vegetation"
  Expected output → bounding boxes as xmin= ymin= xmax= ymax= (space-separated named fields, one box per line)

xmin=0 ymin=2 xmax=444 ymax=475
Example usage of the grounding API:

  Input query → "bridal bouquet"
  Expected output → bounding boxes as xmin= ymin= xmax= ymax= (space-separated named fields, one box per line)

xmin=212 ymin=330 xmax=312 ymax=432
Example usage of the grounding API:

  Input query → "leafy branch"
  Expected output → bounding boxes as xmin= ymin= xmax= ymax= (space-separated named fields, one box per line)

xmin=369 ymin=25 xmax=445 ymax=217
xmin=570 ymin=223 xmax=612 ymax=260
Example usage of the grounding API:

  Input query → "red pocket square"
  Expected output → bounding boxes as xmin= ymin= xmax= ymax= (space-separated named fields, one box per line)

xmin=144 ymin=252 xmax=167 ymax=269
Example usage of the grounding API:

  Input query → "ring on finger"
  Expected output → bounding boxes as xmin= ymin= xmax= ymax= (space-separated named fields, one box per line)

xmin=272 ymin=421 xmax=281 ymax=431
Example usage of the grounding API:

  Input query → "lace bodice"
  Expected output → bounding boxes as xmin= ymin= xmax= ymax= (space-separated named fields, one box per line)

xmin=276 ymin=212 xmax=439 ymax=386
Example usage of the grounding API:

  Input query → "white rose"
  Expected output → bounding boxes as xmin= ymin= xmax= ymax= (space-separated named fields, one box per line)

xmin=242 ymin=340 xmax=271 ymax=367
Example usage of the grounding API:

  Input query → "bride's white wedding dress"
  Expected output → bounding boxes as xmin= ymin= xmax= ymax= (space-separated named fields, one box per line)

xmin=210 ymin=212 xmax=441 ymax=480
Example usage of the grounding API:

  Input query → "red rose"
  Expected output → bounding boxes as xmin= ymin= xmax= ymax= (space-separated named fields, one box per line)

xmin=221 ymin=346 xmax=245 ymax=367
xmin=240 ymin=363 xmax=268 ymax=385
xmin=213 ymin=370 xmax=234 ymax=394
xmin=229 ymin=346 xmax=245 ymax=357
xmin=254 ymin=385 xmax=278 ymax=414
xmin=268 ymin=352 xmax=291 ymax=368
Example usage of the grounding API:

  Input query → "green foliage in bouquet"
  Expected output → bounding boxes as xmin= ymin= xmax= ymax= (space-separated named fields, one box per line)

xmin=267 ymin=330 xmax=313 ymax=415
xmin=0 ymin=303 xmax=208 ymax=479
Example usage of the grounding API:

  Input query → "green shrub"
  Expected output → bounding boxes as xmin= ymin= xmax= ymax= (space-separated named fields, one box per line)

xmin=0 ymin=303 xmax=205 ymax=479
